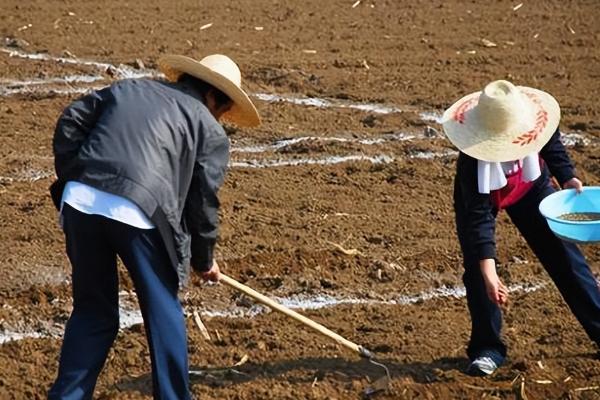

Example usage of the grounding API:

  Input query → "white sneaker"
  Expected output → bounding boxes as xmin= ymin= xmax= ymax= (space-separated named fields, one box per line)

xmin=466 ymin=356 xmax=498 ymax=376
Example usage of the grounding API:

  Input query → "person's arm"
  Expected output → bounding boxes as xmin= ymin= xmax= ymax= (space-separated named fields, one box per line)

xmin=480 ymin=258 xmax=508 ymax=305
xmin=456 ymin=154 xmax=497 ymax=261
xmin=540 ymin=128 xmax=582 ymax=192
xmin=184 ymin=123 xmax=230 ymax=275
xmin=455 ymin=153 xmax=507 ymax=304
xmin=50 ymin=88 xmax=109 ymax=209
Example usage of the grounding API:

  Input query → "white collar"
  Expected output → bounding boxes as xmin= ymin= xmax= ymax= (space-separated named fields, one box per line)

xmin=477 ymin=153 xmax=541 ymax=194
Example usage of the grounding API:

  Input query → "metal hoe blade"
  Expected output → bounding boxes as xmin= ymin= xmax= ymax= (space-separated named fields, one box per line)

xmin=363 ymin=357 xmax=391 ymax=397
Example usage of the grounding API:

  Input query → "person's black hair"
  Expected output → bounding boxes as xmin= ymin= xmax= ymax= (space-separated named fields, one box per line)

xmin=177 ymin=73 xmax=232 ymax=108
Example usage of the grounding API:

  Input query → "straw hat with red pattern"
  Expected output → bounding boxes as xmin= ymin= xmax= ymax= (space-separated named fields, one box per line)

xmin=442 ymin=80 xmax=560 ymax=162
xmin=158 ymin=54 xmax=260 ymax=128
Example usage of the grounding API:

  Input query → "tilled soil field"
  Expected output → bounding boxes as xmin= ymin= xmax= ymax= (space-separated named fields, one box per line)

xmin=1 ymin=0 xmax=600 ymax=398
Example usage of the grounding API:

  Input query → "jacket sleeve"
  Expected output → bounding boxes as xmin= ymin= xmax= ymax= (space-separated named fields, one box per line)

xmin=454 ymin=153 xmax=497 ymax=263
xmin=539 ymin=129 xmax=576 ymax=185
xmin=184 ymin=123 xmax=230 ymax=272
xmin=50 ymin=88 xmax=109 ymax=209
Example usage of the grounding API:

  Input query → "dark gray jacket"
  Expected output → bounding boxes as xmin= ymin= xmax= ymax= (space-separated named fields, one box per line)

xmin=50 ymin=78 xmax=230 ymax=284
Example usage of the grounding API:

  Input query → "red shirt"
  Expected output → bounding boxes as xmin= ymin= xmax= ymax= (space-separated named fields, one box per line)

xmin=491 ymin=158 xmax=544 ymax=209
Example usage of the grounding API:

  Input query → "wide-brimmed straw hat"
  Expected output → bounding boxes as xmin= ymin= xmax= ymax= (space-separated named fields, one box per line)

xmin=158 ymin=54 xmax=260 ymax=128
xmin=441 ymin=80 xmax=560 ymax=162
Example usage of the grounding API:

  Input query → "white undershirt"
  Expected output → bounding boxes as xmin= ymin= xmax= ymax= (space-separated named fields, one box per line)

xmin=61 ymin=181 xmax=155 ymax=229
xmin=477 ymin=153 xmax=541 ymax=194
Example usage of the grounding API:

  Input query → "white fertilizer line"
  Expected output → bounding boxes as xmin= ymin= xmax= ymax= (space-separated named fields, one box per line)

xmin=0 ymin=169 xmax=54 ymax=183
xmin=231 ymin=132 xmax=418 ymax=154
xmin=0 ymin=281 xmax=547 ymax=344
xmin=0 ymin=85 xmax=102 ymax=97
xmin=0 ymin=151 xmax=450 ymax=183
xmin=118 ymin=308 xmax=144 ymax=329
xmin=0 ymin=331 xmax=45 ymax=344
xmin=420 ymin=111 xmax=443 ymax=124
xmin=0 ymin=75 xmax=105 ymax=87
xmin=273 ymin=281 xmax=545 ymax=310
xmin=231 ymin=154 xmax=395 ymax=168
xmin=231 ymin=132 xmax=591 ymax=156
xmin=0 ymin=151 xmax=454 ymax=183
xmin=0 ymin=47 xmax=157 ymax=79
xmin=1 ymin=47 xmax=113 ymax=68
xmin=3 ymin=135 xmax=591 ymax=181
xmin=253 ymin=93 xmax=403 ymax=114
xmin=231 ymin=149 xmax=460 ymax=169
xmin=409 ymin=149 xmax=458 ymax=159
xmin=231 ymin=150 xmax=457 ymax=168
xmin=185 ymin=281 xmax=546 ymax=320
xmin=561 ymin=132 xmax=591 ymax=147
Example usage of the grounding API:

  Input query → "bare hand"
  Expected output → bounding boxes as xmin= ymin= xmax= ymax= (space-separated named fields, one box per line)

xmin=485 ymin=277 xmax=509 ymax=306
xmin=200 ymin=260 xmax=221 ymax=282
xmin=563 ymin=177 xmax=583 ymax=194
xmin=480 ymin=259 xmax=509 ymax=305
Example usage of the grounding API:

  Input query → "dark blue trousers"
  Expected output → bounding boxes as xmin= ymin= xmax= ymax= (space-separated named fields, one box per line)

xmin=463 ymin=184 xmax=600 ymax=365
xmin=48 ymin=204 xmax=190 ymax=400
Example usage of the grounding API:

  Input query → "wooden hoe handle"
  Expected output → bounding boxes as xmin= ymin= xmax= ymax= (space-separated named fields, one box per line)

xmin=220 ymin=274 xmax=373 ymax=359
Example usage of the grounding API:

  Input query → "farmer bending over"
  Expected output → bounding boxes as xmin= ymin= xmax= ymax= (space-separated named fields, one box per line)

xmin=48 ymin=53 xmax=260 ymax=399
xmin=442 ymin=80 xmax=600 ymax=376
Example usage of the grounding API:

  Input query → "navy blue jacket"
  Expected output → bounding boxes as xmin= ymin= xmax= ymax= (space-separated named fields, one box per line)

xmin=454 ymin=130 xmax=575 ymax=264
xmin=51 ymin=78 xmax=229 ymax=283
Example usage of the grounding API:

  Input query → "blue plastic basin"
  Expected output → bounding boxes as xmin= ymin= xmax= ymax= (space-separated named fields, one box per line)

xmin=539 ymin=187 xmax=600 ymax=244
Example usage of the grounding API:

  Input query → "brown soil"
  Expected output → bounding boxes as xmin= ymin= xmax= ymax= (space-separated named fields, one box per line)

xmin=1 ymin=0 xmax=600 ymax=399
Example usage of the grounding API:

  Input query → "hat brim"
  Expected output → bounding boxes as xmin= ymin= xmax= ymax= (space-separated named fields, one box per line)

xmin=158 ymin=55 xmax=260 ymax=128
xmin=441 ymin=87 xmax=560 ymax=162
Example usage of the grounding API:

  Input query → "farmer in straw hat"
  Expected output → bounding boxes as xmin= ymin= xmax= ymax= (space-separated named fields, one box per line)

xmin=48 ymin=54 xmax=260 ymax=399
xmin=443 ymin=80 xmax=600 ymax=376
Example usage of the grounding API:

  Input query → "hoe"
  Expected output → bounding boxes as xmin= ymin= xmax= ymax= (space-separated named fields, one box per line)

xmin=219 ymin=273 xmax=391 ymax=396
